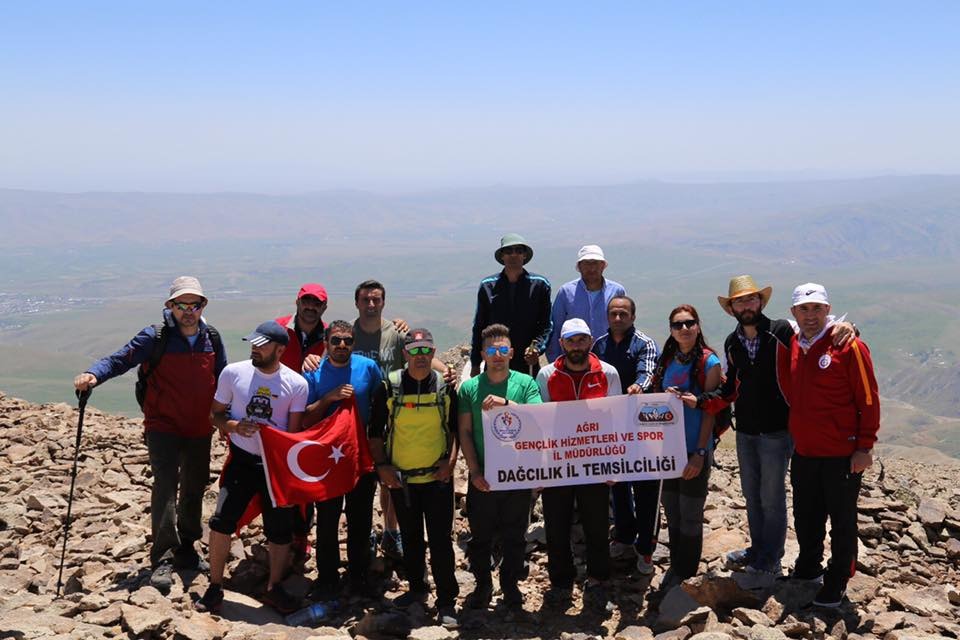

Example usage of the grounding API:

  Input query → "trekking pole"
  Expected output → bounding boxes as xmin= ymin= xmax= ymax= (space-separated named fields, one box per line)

xmin=56 ymin=388 xmax=91 ymax=598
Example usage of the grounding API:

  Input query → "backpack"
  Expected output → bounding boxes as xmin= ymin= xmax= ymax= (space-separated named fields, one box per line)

xmin=651 ymin=346 xmax=734 ymax=448
xmin=134 ymin=323 xmax=223 ymax=410
xmin=690 ymin=348 xmax=734 ymax=447
xmin=383 ymin=369 xmax=449 ymax=466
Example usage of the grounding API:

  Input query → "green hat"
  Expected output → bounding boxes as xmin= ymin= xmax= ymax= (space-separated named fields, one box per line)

xmin=495 ymin=233 xmax=533 ymax=265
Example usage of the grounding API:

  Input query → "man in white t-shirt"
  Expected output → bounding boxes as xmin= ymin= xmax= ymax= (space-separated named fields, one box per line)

xmin=196 ymin=321 xmax=309 ymax=615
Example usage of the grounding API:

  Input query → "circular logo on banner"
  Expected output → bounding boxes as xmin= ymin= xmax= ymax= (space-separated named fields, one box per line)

xmin=819 ymin=353 xmax=832 ymax=369
xmin=635 ymin=403 xmax=676 ymax=425
xmin=491 ymin=411 xmax=522 ymax=442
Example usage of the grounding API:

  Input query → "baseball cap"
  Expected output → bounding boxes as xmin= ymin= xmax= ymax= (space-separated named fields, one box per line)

xmin=791 ymin=283 xmax=830 ymax=307
xmin=577 ymin=245 xmax=605 ymax=262
xmin=560 ymin=318 xmax=592 ymax=339
xmin=167 ymin=276 xmax=205 ymax=302
xmin=404 ymin=328 xmax=435 ymax=350
xmin=297 ymin=283 xmax=328 ymax=302
xmin=243 ymin=320 xmax=289 ymax=346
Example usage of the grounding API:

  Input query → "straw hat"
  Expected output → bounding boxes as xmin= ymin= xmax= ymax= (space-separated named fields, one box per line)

xmin=717 ymin=275 xmax=772 ymax=317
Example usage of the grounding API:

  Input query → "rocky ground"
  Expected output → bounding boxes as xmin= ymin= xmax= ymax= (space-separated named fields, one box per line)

xmin=1 ymin=379 xmax=959 ymax=640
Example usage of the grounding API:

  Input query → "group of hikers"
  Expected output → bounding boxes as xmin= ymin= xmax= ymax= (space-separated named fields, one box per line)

xmin=73 ymin=234 xmax=880 ymax=626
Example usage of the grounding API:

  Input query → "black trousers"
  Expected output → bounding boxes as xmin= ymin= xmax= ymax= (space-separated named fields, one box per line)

xmin=466 ymin=486 xmax=531 ymax=588
xmin=145 ymin=431 xmax=212 ymax=566
xmin=661 ymin=454 xmax=711 ymax=579
xmin=542 ymin=483 xmax=610 ymax=587
xmin=390 ymin=480 xmax=459 ymax=607
xmin=790 ymin=453 xmax=862 ymax=584
xmin=314 ymin=472 xmax=377 ymax=587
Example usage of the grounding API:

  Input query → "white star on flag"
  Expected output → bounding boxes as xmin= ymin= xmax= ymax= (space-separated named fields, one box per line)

xmin=328 ymin=444 xmax=345 ymax=464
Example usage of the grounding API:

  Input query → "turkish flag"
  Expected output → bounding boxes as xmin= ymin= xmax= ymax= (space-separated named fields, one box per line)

xmin=259 ymin=398 xmax=374 ymax=508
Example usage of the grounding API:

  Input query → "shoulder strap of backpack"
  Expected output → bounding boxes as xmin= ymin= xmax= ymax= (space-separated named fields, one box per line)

xmin=142 ymin=323 xmax=168 ymax=381
xmin=206 ymin=325 xmax=224 ymax=365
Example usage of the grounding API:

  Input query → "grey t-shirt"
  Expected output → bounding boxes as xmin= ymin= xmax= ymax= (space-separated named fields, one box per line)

xmin=353 ymin=319 xmax=406 ymax=374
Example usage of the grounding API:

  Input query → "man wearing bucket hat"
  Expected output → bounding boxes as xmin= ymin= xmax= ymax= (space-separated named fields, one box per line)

xmin=74 ymin=276 xmax=227 ymax=594
xmin=690 ymin=276 xmax=855 ymax=579
xmin=546 ymin=245 xmax=625 ymax=361
xmin=470 ymin=233 xmax=552 ymax=377
xmin=776 ymin=283 xmax=879 ymax=608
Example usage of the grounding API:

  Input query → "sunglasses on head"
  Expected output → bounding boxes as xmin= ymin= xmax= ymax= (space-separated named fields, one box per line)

xmin=329 ymin=336 xmax=354 ymax=346
xmin=670 ymin=319 xmax=698 ymax=330
xmin=172 ymin=301 xmax=204 ymax=312
xmin=485 ymin=345 xmax=510 ymax=356
xmin=406 ymin=346 xmax=434 ymax=356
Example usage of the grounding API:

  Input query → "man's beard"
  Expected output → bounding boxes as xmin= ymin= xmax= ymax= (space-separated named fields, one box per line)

xmin=565 ymin=349 xmax=588 ymax=365
xmin=252 ymin=351 xmax=277 ymax=368
xmin=735 ymin=309 xmax=759 ymax=326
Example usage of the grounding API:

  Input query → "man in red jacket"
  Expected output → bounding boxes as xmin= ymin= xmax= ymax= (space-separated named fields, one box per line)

xmin=276 ymin=283 xmax=328 ymax=372
xmin=776 ymin=283 xmax=879 ymax=608
xmin=536 ymin=318 xmax=622 ymax=610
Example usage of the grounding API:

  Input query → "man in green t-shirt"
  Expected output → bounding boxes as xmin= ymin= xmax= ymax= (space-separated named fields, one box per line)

xmin=458 ymin=323 xmax=542 ymax=610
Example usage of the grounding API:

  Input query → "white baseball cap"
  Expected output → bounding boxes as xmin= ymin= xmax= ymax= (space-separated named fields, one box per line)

xmin=577 ymin=245 xmax=605 ymax=262
xmin=791 ymin=283 xmax=829 ymax=307
xmin=560 ymin=318 xmax=592 ymax=339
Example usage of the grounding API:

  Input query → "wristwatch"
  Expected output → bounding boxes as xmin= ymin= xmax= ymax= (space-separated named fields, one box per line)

xmin=693 ymin=448 xmax=707 ymax=457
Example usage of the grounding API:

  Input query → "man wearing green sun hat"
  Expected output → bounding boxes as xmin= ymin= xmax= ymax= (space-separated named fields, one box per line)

xmin=470 ymin=233 xmax=552 ymax=377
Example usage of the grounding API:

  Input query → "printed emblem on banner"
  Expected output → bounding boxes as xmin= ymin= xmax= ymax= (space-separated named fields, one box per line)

xmin=491 ymin=411 xmax=522 ymax=442
xmin=635 ymin=403 xmax=676 ymax=425
xmin=819 ymin=353 xmax=832 ymax=369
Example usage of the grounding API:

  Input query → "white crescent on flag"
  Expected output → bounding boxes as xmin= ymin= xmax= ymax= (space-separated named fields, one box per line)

xmin=286 ymin=441 xmax=345 ymax=482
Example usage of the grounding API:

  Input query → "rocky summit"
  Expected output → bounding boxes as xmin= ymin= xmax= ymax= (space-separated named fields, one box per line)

xmin=1 ymin=387 xmax=959 ymax=640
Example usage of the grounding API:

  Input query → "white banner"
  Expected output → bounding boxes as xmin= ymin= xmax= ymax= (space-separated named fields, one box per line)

xmin=482 ymin=393 xmax=688 ymax=490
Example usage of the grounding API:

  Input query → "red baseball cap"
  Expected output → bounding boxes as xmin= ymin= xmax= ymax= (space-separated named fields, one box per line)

xmin=297 ymin=283 xmax=328 ymax=302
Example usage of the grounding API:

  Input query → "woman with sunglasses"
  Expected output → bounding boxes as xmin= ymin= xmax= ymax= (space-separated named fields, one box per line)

xmin=651 ymin=304 xmax=721 ymax=588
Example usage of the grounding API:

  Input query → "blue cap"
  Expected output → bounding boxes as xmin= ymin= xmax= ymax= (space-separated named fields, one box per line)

xmin=243 ymin=320 xmax=289 ymax=346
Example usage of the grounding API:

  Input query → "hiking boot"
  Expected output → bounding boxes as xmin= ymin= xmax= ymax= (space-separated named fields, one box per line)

xmin=583 ymin=582 xmax=612 ymax=610
xmin=149 ymin=561 xmax=174 ymax=594
xmin=812 ymin=578 xmax=847 ymax=608
xmin=381 ymin=529 xmax=403 ymax=561
xmin=636 ymin=554 xmax=654 ymax=576
xmin=779 ymin=566 xmax=825 ymax=584
xmin=261 ymin=584 xmax=300 ymax=614
xmin=609 ymin=540 xmax=636 ymax=560
xmin=437 ymin=605 xmax=459 ymax=629
xmin=173 ymin=548 xmax=208 ymax=572
xmin=347 ymin=576 xmax=380 ymax=600
xmin=391 ymin=589 xmax=428 ymax=609
xmin=725 ymin=548 xmax=753 ymax=568
xmin=196 ymin=584 xmax=224 ymax=614
xmin=463 ymin=582 xmax=493 ymax=609
xmin=501 ymin=583 xmax=524 ymax=608
xmin=309 ymin=579 xmax=339 ymax=603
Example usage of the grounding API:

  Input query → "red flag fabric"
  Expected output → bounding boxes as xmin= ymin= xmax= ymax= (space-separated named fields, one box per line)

xmin=259 ymin=398 xmax=374 ymax=508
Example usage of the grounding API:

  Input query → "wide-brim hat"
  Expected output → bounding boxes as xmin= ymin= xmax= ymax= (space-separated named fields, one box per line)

xmin=718 ymin=275 xmax=772 ymax=317
xmin=495 ymin=233 xmax=533 ymax=265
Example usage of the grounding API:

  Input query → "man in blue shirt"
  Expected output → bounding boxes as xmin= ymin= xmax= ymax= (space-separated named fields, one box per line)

xmin=547 ymin=245 xmax=626 ymax=360
xmin=302 ymin=320 xmax=384 ymax=599
xmin=591 ymin=296 xmax=661 ymax=575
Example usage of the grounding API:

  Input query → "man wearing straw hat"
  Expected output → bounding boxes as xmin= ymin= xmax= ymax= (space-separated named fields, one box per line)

xmin=693 ymin=276 xmax=855 ymax=578
xmin=470 ymin=233 xmax=553 ymax=377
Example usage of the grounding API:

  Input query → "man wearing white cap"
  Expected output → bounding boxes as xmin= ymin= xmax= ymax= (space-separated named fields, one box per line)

xmin=74 ymin=276 xmax=226 ymax=594
xmin=536 ymin=318 xmax=622 ymax=609
xmin=775 ymin=283 xmax=879 ymax=608
xmin=546 ymin=245 xmax=625 ymax=361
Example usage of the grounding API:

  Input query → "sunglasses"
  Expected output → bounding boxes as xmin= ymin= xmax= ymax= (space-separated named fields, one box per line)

xmin=406 ymin=346 xmax=434 ymax=356
xmin=172 ymin=301 xmax=204 ymax=312
xmin=329 ymin=336 xmax=354 ymax=346
xmin=670 ymin=319 xmax=698 ymax=330
xmin=501 ymin=246 xmax=526 ymax=255
xmin=485 ymin=345 xmax=511 ymax=356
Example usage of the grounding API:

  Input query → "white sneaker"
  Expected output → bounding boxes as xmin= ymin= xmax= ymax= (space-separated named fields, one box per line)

xmin=609 ymin=540 xmax=636 ymax=559
xmin=636 ymin=554 xmax=654 ymax=575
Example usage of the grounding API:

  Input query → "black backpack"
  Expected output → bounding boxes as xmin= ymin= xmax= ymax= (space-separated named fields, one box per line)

xmin=134 ymin=324 xmax=223 ymax=409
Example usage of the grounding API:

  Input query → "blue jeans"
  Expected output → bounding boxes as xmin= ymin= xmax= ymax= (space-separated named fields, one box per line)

xmin=736 ymin=430 xmax=793 ymax=572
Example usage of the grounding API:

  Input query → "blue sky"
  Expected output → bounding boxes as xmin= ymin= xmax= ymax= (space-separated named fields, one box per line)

xmin=1 ymin=2 xmax=958 ymax=192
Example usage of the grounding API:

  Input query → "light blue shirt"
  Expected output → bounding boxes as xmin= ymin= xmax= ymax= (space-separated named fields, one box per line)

xmin=546 ymin=277 xmax=626 ymax=360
